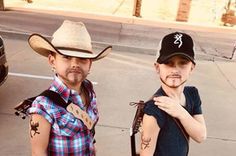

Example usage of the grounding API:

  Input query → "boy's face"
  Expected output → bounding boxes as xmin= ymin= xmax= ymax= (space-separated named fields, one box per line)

xmin=48 ymin=53 xmax=92 ymax=88
xmin=155 ymin=55 xmax=195 ymax=88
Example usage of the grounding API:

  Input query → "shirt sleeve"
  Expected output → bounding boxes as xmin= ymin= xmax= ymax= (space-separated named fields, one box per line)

xmin=190 ymin=87 xmax=203 ymax=115
xmin=28 ymin=96 xmax=54 ymax=124
xmin=143 ymin=100 xmax=166 ymax=128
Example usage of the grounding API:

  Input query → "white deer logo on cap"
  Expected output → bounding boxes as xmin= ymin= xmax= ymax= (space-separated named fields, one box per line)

xmin=174 ymin=33 xmax=183 ymax=48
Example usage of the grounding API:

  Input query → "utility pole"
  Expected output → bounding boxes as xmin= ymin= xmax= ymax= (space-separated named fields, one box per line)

xmin=0 ymin=0 xmax=4 ymax=11
xmin=133 ymin=0 xmax=142 ymax=17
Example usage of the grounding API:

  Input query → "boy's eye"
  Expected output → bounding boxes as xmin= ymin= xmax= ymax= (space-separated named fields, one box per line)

xmin=179 ymin=60 xmax=189 ymax=65
xmin=62 ymin=55 xmax=72 ymax=59
xmin=163 ymin=59 xmax=190 ymax=66
xmin=80 ymin=58 xmax=90 ymax=62
xmin=164 ymin=61 xmax=173 ymax=66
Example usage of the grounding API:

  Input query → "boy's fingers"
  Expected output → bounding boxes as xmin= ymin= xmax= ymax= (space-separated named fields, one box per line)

xmin=154 ymin=96 xmax=173 ymax=105
xmin=153 ymin=96 xmax=168 ymax=102
xmin=154 ymin=101 xmax=168 ymax=109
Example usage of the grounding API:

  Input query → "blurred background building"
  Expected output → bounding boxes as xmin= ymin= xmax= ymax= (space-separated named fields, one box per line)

xmin=3 ymin=0 xmax=236 ymax=27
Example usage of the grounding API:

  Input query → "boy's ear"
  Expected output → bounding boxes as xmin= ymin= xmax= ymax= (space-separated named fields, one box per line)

xmin=191 ymin=63 xmax=195 ymax=71
xmin=89 ymin=59 xmax=92 ymax=69
xmin=154 ymin=62 xmax=160 ymax=73
xmin=48 ymin=53 xmax=56 ymax=66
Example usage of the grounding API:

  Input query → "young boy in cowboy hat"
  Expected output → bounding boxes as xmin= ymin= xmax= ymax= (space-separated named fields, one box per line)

xmin=140 ymin=32 xmax=207 ymax=156
xmin=28 ymin=20 xmax=111 ymax=155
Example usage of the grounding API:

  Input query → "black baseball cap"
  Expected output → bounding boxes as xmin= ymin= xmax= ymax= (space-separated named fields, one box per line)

xmin=156 ymin=32 xmax=195 ymax=64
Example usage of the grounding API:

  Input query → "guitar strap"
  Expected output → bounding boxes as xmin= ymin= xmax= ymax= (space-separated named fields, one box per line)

xmin=16 ymin=90 xmax=95 ymax=132
xmin=172 ymin=117 xmax=189 ymax=156
xmin=40 ymin=90 xmax=68 ymax=108
xmin=40 ymin=90 xmax=95 ymax=130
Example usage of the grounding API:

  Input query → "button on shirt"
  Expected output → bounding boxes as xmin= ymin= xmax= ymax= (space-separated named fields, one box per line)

xmin=29 ymin=76 xmax=99 ymax=155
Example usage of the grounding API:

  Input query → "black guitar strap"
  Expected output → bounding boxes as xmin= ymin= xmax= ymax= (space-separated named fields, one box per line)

xmin=173 ymin=117 xmax=189 ymax=156
xmin=15 ymin=90 xmax=96 ymax=137
xmin=14 ymin=90 xmax=68 ymax=119
xmin=39 ymin=90 xmax=69 ymax=109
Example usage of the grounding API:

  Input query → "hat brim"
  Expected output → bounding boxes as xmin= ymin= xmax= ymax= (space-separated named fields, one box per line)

xmin=28 ymin=34 xmax=112 ymax=61
xmin=157 ymin=52 xmax=195 ymax=64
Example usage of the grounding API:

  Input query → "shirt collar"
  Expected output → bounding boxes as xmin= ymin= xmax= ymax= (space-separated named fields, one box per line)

xmin=49 ymin=75 xmax=71 ymax=103
xmin=49 ymin=76 xmax=89 ymax=109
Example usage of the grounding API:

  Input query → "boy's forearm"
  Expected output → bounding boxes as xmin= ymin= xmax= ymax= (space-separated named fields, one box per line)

xmin=178 ymin=109 xmax=207 ymax=143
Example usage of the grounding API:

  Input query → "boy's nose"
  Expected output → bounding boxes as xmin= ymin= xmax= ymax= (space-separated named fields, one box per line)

xmin=171 ymin=64 xmax=179 ymax=71
xmin=71 ymin=57 xmax=81 ymax=66
xmin=171 ymin=63 xmax=178 ymax=68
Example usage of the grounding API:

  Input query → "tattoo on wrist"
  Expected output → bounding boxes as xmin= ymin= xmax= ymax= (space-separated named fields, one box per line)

xmin=141 ymin=133 xmax=151 ymax=150
xmin=30 ymin=118 xmax=40 ymax=138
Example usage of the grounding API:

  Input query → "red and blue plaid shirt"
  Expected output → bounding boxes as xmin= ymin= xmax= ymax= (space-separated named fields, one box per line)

xmin=29 ymin=76 xmax=99 ymax=155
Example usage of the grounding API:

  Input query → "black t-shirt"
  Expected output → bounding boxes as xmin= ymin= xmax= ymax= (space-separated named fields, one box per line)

xmin=144 ymin=86 xmax=202 ymax=156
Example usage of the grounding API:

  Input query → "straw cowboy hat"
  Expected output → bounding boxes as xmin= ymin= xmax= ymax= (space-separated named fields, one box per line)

xmin=28 ymin=20 xmax=112 ymax=61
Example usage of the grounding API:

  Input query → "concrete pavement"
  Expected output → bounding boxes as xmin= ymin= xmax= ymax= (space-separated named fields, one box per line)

xmin=0 ymin=3 xmax=236 ymax=156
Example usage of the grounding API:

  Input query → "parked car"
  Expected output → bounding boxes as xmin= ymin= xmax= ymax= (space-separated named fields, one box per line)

xmin=0 ymin=36 xmax=8 ymax=85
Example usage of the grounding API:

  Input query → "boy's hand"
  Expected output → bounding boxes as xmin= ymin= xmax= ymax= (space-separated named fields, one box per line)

xmin=153 ymin=96 xmax=186 ymax=119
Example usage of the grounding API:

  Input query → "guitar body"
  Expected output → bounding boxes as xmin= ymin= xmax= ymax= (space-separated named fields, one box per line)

xmin=14 ymin=97 xmax=36 ymax=119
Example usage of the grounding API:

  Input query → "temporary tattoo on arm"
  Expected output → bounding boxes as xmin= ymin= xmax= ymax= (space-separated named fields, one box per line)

xmin=141 ymin=132 xmax=151 ymax=150
xmin=30 ymin=118 xmax=40 ymax=138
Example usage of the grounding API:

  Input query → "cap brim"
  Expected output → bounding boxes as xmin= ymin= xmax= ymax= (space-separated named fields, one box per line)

xmin=28 ymin=34 xmax=112 ymax=61
xmin=157 ymin=52 xmax=195 ymax=64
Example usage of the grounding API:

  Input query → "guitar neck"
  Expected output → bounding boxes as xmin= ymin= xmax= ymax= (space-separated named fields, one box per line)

xmin=130 ymin=134 xmax=136 ymax=156
xmin=130 ymin=100 xmax=145 ymax=156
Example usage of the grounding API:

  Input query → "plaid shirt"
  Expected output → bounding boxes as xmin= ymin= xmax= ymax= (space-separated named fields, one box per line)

xmin=29 ymin=76 xmax=99 ymax=155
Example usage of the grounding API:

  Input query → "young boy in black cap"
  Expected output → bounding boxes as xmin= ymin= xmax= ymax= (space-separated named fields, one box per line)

xmin=140 ymin=32 xmax=207 ymax=156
